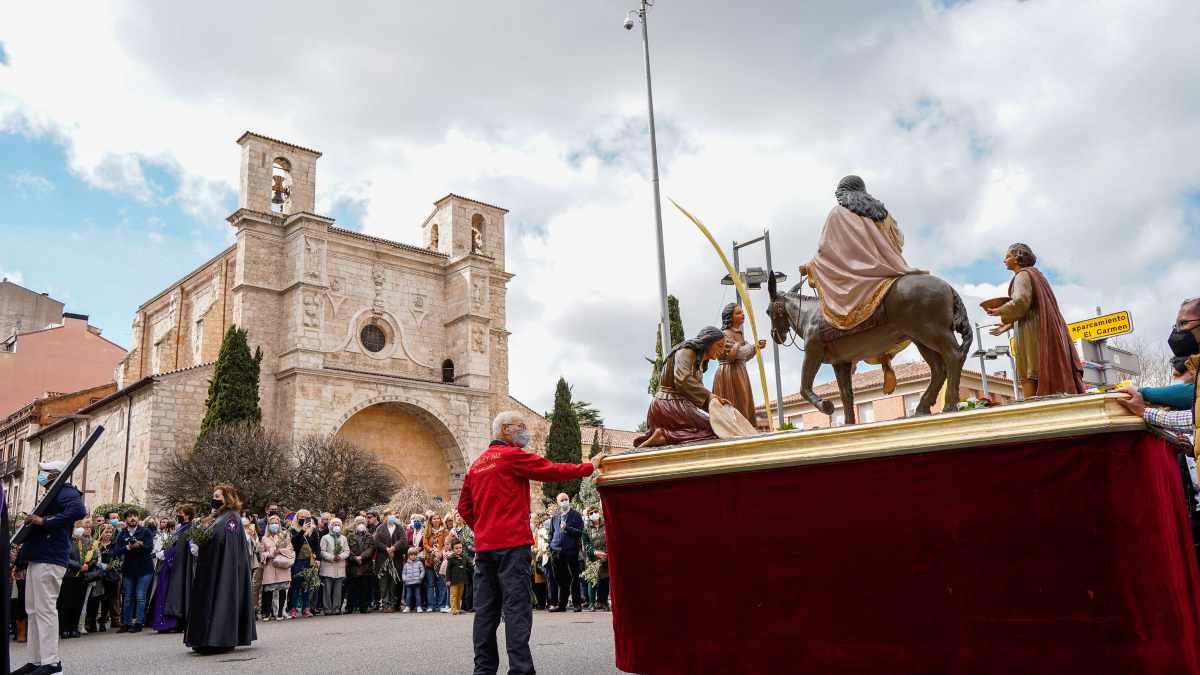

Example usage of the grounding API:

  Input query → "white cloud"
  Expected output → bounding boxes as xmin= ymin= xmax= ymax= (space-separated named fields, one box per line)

xmin=0 ymin=0 xmax=1197 ymax=428
xmin=8 ymin=170 xmax=54 ymax=196
xmin=0 ymin=269 xmax=24 ymax=285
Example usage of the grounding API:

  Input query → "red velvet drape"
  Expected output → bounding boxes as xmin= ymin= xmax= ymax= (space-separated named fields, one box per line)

xmin=600 ymin=431 xmax=1200 ymax=674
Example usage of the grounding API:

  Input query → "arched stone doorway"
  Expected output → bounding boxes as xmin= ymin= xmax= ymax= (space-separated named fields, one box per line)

xmin=335 ymin=400 xmax=465 ymax=500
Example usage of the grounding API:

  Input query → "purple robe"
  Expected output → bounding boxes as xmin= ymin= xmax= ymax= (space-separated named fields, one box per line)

xmin=148 ymin=524 xmax=188 ymax=632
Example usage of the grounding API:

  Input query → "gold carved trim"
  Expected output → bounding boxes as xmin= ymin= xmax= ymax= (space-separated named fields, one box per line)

xmin=596 ymin=393 xmax=1144 ymax=487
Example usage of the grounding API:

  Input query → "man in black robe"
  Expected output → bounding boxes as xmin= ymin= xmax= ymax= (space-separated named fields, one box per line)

xmin=184 ymin=485 xmax=256 ymax=654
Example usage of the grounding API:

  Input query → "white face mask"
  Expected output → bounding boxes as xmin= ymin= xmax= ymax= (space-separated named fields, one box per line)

xmin=72 ymin=528 xmax=84 ymax=539
xmin=356 ymin=524 xmax=367 ymax=533
xmin=558 ymin=501 xmax=570 ymax=511
xmin=589 ymin=513 xmax=600 ymax=522
xmin=331 ymin=525 xmax=341 ymax=534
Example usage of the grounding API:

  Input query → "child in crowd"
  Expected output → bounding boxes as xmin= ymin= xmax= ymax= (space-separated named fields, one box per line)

xmin=401 ymin=547 xmax=425 ymax=613
xmin=445 ymin=541 xmax=473 ymax=615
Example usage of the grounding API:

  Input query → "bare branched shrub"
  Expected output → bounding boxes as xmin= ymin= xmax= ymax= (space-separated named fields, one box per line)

xmin=292 ymin=434 xmax=401 ymax=516
xmin=151 ymin=423 xmax=291 ymax=513
xmin=370 ymin=484 xmax=447 ymax=521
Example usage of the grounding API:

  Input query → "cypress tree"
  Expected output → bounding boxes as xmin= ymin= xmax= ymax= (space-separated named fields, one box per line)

xmin=588 ymin=428 xmax=602 ymax=459
xmin=197 ymin=325 xmax=263 ymax=444
xmin=667 ymin=294 xmax=685 ymax=348
xmin=542 ymin=377 xmax=583 ymax=500
xmin=647 ymin=294 xmax=685 ymax=394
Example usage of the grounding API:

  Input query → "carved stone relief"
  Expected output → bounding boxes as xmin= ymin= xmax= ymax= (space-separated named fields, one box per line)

xmin=302 ymin=292 xmax=321 ymax=329
xmin=303 ymin=236 xmax=325 ymax=281
xmin=325 ymin=276 xmax=348 ymax=317
xmin=410 ymin=293 xmax=428 ymax=328
xmin=471 ymin=325 xmax=486 ymax=353
xmin=372 ymin=265 xmax=386 ymax=315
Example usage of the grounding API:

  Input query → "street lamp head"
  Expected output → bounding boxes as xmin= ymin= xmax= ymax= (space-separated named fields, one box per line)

xmin=623 ymin=12 xmax=636 ymax=30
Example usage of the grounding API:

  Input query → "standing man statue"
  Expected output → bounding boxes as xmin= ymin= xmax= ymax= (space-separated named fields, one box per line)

xmin=799 ymin=176 xmax=925 ymax=392
xmin=458 ymin=411 xmax=605 ymax=675
xmin=985 ymin=243 xmax=1085 ymax=397
xmin=13 ymin=460 xmax=87 ymax=675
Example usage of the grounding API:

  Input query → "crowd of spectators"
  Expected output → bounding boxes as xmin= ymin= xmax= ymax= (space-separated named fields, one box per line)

xmin=9 ymin=495 xmax=610 ymax=642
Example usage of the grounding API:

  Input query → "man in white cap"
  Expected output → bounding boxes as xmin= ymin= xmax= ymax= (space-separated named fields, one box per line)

xmin=13 ymin=459 xmax=87 ymax=675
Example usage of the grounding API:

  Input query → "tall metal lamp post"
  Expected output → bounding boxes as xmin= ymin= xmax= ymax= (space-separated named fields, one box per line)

xmin=625 ymin=0 xmax=672 ymax=354
xmin=720 ymin=229 xmax=788 ymax=428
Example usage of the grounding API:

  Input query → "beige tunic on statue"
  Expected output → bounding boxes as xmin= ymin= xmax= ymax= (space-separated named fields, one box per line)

xmin=996 ymin=270 xmax=1040 ymax=381
xmin=807 ymin=206 xmax=926 ymax=330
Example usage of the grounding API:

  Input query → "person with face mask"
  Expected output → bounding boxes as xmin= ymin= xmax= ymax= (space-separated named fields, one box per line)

xmin=318 ymin=517 xmax=351 ymax=615
xmin=184 ymin=484 xmax=256 ymax=654
xmin=1118 ymin=299 xmax=1200 ymax=424
xmin=345 ymin=516 xmax=376 ymax=614
xmin=547 ymin=494 xmax=587 ymax=613
xmin=373 ymin=510 xmax=409 ymax=612
xmin=56 ymin=523 xmax=93 ymax=640
xmin=458 ymin=411 xmax=605 ymax=675
xmin=583 ymin=509 xmax=610 ymax=612
xmin=1120 ymin=299 xmax=1200 ymax=418
xmin=258 ymin=515 xmax=294 ymax=621
xmin=13 ymin=460 xmax=88 ymax=675
xmin=150 ymin=504 xmax=195 ymax=634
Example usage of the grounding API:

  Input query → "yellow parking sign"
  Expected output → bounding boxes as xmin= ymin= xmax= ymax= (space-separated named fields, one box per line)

xmin=1068 ymin=311 xmax=1132 ymax=342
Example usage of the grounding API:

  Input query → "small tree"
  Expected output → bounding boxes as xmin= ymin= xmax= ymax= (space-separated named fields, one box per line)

xmin=197 ymin=326 xmax=263 ymax=444
xmin=292 ymin=434 xmax=401 ymax=516
xmin=542 ymin=377 xmax=583 ymax=500
xmin=152 ymin=423 xmax=291 ymax=513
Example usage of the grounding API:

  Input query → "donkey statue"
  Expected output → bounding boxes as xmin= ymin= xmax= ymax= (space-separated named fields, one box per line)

xmin=767 ymin=273 xmax=973 ymax=423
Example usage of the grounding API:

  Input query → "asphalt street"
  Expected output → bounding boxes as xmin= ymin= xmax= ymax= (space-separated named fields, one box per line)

xmin=9 ymin=610 xmax=623 ymax=675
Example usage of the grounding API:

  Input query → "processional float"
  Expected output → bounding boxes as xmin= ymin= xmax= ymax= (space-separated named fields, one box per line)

xmin=596 ymin=197 xmax=1200 ymax=674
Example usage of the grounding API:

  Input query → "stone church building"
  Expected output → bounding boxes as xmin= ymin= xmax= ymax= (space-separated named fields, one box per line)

xmin=19 ymin=132 xmax=575 ymax=512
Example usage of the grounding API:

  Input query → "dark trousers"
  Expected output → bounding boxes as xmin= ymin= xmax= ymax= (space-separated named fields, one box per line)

xmin=473 ymin=546 xmax=534 ymax=675
xmin=463 ymin=572 xmax=474 ymax=611
xmin=552 ymin=551 xmax=583 ymax=610
xmin=367 ymin=573 xmax=379 ymax=608
xmin=544 ymin=559 xmax=558 ymax=608
xmin=594 ymin=577 xmax=610 ymax=607
xmin=346 ymin=576 xmax=370 ymax=613
xmin=57 ymin=576 xmax=86 ymax=633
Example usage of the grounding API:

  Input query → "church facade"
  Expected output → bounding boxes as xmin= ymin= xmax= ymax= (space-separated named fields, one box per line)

xmin=21 ymin=132 xmax=523 ymax=511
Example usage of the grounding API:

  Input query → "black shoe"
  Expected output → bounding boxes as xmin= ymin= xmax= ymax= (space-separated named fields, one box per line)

xmin=115 ymin=625 xmax=130 ymax=633
xmin=572 ymin=606 xmax=583 ymax=613
xmin=130 ymin=624 xmax=143 ymax=633
xmin=29 ymin=663 xmax=63 ymax=675
xmin=11 ymin=662 xmax=38 ymax=675
xmin=548 ymin=607 xmax=566 ymax=613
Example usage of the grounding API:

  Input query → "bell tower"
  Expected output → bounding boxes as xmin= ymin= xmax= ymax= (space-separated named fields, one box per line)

xmin=236 ymin=132 xmax=322 ymax=215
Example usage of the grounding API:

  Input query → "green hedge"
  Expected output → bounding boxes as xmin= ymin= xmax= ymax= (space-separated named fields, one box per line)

xmin=90 ymin=502 xmax=148 ymax=520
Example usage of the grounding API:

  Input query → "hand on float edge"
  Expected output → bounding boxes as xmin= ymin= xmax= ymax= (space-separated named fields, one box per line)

xmin=989 ymin=322 xmax=1012 ymax=337
xmin=1116 ymin=387 xmax=1146 ymax=416
xmin=590 ymin=452 xmax=608 ymax=469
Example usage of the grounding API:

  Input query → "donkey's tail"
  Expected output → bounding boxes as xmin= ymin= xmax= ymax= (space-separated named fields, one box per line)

xmin=951 ymin=289 xmax=973 ymax=364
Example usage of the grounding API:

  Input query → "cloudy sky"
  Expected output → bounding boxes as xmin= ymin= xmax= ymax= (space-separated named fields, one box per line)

xmin=2 ymin=1 xmax=1197 ymax=430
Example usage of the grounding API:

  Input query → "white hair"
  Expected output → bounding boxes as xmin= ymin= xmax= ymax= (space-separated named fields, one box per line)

xmin=492 ymin=410 xmax=525 ymax=438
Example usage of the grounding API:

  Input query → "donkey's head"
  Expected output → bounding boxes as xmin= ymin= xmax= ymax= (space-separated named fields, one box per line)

xmin=768 ymin=275 xmax=810 ymax=345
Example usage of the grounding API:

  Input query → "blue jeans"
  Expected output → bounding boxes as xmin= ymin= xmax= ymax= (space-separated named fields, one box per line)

xmin=121 ymin=572 xmax=153 ymax=625
xmin=288 ymin=561 xmax=315 ymax=611
xmin=404 ymin=583 xmax=422 ymax=610
xmin=424 ymin=569 xmax=448 ymax=609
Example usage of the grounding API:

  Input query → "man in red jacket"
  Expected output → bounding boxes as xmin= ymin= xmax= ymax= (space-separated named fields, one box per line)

xmin=458 ymin=410 xmax=605 ymax=675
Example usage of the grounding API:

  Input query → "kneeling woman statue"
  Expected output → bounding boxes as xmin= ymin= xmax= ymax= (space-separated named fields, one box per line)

xmin=635 ymin=326 xmax=731 ymax=449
